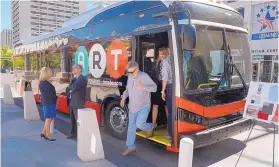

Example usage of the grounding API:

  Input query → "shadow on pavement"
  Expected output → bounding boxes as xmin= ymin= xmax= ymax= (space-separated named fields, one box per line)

xmin=193 ymin=138 xmax=246 ymax=167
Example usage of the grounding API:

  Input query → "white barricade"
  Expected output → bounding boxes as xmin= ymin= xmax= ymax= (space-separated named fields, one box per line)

xmin=17 ymin=79 xmax=25 ymax=96
xmin=23 ymin=91 xmax=40 ymax=121
xmin=178 ymin=138 xmax=194 ymax=167
xmin=3 ymin=84 xmax=15 ymax=104
xmin=77 ymin=108 xmax=105 ymax=162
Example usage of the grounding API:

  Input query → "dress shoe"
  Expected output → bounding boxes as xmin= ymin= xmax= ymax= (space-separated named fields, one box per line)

xmin=121 ymin=149 xmax=136 ymax=156
xmin=40 ymin=134 xmax=46 ymax=139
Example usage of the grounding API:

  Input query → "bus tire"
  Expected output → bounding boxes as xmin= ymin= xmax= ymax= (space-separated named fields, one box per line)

xmin=105 ymin=100 xmax=128 ymax=140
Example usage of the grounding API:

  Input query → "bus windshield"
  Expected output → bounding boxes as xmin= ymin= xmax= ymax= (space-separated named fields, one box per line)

xmin=183 ymin=25 xmax=251 ymax=91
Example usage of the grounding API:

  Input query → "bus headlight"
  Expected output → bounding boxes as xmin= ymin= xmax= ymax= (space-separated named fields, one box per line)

xmin=177 ymin=108 xmax=208 ymax=126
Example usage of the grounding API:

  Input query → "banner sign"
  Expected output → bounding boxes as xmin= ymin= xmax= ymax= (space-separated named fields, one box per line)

xmin=252 ymin=2 xmax=278 ymax=41
xmin=74 ymin=39 xmax=128 ymax=79
xmin=244 ymin=82 xmax=278 ymax=125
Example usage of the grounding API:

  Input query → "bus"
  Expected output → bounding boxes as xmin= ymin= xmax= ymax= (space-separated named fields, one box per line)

xmin=14 ymin=0 xmax=252 ymax=152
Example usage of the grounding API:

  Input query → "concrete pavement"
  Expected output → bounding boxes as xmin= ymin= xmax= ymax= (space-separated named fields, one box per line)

xmin=2 ymin=99 xmax=159 ymax=167
xmin=4 ymin=97 xmax=278 ymax=167
xmin=1 ymin=103 xmax=116 ymax=167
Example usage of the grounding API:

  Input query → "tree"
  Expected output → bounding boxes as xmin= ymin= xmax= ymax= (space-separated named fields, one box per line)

xmin=0 ymin=46 xmax=13 ymax=69
xmin=13 ymin=57 xmax=24 ymax=70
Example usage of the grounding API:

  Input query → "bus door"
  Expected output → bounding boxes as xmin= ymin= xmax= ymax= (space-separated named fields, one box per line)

xmin=134 ymin=32 xmax=171 ymax=147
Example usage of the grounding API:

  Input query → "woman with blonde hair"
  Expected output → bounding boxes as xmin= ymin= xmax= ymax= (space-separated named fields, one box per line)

xmin=150 ymin=47 xmax=169 ymax=128
xmin=39 ymin=67 xmax=57 ymax=141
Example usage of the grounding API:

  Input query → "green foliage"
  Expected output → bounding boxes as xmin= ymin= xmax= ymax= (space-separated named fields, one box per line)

xmin=14 ymin=57 xmax=24 ymax=69
xmin=0 ymin=46 xmax=13 ymax=69
xmin=49 ymin=55 xmax=61 ymax=68
xmin=31 ymin=55 xmax=37 ymax=70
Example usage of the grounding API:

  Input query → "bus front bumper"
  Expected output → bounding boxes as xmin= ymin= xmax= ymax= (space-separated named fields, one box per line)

xmin=178 ymin=117 xmax=253 ymax=148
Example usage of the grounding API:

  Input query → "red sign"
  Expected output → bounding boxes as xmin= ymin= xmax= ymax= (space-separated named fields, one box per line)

xmin=106 ymin=40 xmax=128 ymax=79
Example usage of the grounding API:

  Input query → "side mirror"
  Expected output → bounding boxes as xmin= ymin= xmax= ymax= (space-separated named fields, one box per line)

xmin=180 ymin=24 xmax=196 ymax=50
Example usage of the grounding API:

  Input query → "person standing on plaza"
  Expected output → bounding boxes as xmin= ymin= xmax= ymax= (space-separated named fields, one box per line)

xmin=161 ymin=47 xmax=173 ymax=140
xmin=39 ymin=67 xmax=57 ymax=141
xmin=67 ymin=64 xmax=88 ymax=139
xmin=120 ymin=61 xmax=157 ymax=156
xmin=66 ymin=76 xmax=76 ymax=107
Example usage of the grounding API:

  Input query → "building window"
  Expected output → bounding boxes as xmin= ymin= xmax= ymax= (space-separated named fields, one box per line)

xmin=31 ymin=22 xmax=39 ymax=25
xmin=39 ymin=1 xmax=47 ymax=4
xmin=31 ymin=11 xmax=39 ymax=14
xmin=48 ymin=8 xmax=56 ymax=11
xmin=31 ymin=5 xmax=39 ymax=8
xmin=40 ymin=12 xmax=48 ymax=15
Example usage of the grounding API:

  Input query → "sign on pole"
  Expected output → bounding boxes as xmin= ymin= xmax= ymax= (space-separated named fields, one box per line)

xmin=244 ymin=82 xmax=278 ymax=125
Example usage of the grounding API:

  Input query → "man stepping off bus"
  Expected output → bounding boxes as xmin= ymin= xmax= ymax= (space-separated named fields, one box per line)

xmin=120 ymin=61 xmax=157 ymax=156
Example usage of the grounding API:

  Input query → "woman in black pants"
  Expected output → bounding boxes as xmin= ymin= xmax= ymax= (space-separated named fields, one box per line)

xmin=39 ymin=67 xmax=57 ymax=141
xmin=151 ymin=53 xmax=168 ymax=128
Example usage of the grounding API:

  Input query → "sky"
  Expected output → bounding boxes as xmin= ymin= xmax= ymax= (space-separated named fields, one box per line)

xmin=0 ymin=0 xmax=97 ymax=31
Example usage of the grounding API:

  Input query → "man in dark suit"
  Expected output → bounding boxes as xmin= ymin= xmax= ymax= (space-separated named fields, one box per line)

xmin=67 ymin=64 xmax=87 ymax=139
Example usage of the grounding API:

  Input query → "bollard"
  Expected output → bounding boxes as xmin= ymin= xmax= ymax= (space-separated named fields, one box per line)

xmin=50 ymin=119 xmax=55 ymax=134
xmin=178 ymin=138 xmax=194 ymax=167
xmin=77 ymin=108 xmax=104 ymax=162
xmin=17 ymin=79 xmax=25 ymax=96
xmin=23 ymin=91 xmax=40 ymax=120
xmin=3 ymin=84 xmax=15 ymax=104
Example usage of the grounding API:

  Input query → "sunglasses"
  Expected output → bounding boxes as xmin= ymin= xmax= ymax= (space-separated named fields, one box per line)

xmin=73 ymin=66 xmax=81 ymax=69
xmin=127 ymin=68 xmax=137 ymax=74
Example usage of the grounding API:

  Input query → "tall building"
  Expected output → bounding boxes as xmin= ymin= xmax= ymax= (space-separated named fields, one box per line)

xmin=222 ymin=0 xmax=278 ymax=83
xmin=1 ymin=29 xmax=13 ymax=48
xmin=12 ymin=0 xmax=86 ymax=48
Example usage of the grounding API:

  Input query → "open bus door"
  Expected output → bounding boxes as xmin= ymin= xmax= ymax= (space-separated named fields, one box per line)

xmin=133 ymin=2 xmax=196 ymax=150
xmin=134 ymin=32 xmax=171 ymax=146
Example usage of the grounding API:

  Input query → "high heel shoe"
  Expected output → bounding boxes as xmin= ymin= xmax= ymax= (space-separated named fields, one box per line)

xmin=40 ymin=134 xmax=46 ymax=139
xmin=45 ymin=137 xmax=56 ymax=141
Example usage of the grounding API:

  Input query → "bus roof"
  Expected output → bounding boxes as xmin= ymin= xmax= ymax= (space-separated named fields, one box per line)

xmin=14 ymin=0 xmax=238 ymax=55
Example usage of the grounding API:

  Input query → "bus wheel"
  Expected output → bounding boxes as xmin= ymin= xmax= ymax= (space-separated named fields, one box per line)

xmin=105 ymin=100 xmax=128 ymax=140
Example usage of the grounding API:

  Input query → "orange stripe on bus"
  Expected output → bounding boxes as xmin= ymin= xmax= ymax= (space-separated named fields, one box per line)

xmin=203 ymin=100 xmax=245 ymax=118
xmin=176 ymin=97 xmax=245 ymax=119
xmin=176 ymin=97 xmax=204 ymax=116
